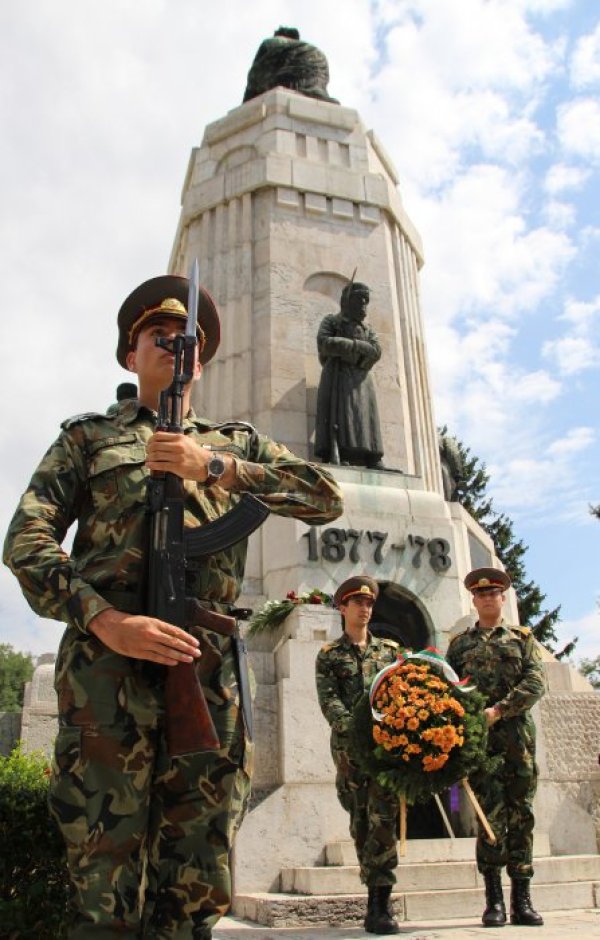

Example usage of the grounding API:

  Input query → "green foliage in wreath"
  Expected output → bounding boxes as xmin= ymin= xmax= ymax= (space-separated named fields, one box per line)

xmin=349 ymin=672 xmax=498 ymax=805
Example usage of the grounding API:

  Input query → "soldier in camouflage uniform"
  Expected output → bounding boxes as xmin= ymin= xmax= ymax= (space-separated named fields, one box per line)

xmin=446 ymin=567 xmax=546 ymax=929
xmin=3 ymin=274 xmax=343 ymax=940
xmin=315 ymin=576 xmax=401 ymax=936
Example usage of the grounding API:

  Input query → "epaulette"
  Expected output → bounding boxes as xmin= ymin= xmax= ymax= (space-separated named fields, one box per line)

xmin=447 ymin=629 xmax=468 ymax=646
xmin=213 ymin=421 xmax=261 ymax=460
xmin=319 ymin=640 xmax=339 ymax=654
xmin=380 ymin=637 xmax=400 ymax=649
xmin=61 ymin=412 xmax=110 ymax=431
xmin=510 ymin=625 xmax=531 ymax=637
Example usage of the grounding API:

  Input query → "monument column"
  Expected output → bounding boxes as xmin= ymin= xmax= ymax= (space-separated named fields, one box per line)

xmin=169 ymin=88 xmax=442 ymax=493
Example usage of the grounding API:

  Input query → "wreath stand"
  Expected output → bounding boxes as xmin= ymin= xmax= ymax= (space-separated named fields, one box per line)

xmin=398 ymin=778 xmax=495 ymax=857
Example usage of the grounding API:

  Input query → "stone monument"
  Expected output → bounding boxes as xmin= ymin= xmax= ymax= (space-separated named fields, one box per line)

xmin=165 ymin=32 xmax=599 ymax=920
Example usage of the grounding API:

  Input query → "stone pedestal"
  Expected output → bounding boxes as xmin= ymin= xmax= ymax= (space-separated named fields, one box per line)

xmin=235 ymin=605 xmax=348 ymax=894
xmin=20 ymin=654 xmax=58 ymax=757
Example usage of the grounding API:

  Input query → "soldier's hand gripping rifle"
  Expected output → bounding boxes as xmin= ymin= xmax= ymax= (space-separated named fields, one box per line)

xmin=145 ymin=260 xmax=269 ymax=757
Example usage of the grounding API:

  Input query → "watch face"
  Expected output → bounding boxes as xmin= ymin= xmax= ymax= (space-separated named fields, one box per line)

xmin=207 ymin=454 xmax=226 ymax=478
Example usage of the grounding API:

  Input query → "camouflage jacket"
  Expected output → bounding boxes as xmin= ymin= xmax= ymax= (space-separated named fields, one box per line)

xmin=446 ymin=621 xmax=545 ymax=719
xmin=315 ymin=632 xmax=399 ymax=748
xmin=3 ymin=400 xmax=343 ymax=634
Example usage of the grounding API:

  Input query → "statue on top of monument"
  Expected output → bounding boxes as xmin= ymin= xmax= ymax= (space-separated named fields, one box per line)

xmin=315 ymin=279 xmax=385 ymax=470
xmin=243 ymin=26 xmax=339 ymax=104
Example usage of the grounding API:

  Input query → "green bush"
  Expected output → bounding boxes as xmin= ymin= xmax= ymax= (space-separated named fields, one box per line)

xmin=0 ymin=746 xmax=69 ymax=939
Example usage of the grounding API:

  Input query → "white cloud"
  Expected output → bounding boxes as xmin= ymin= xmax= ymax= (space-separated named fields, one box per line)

xmin=366 ymin=0 xmax=559 ymax=192
xmin=544 ymin=162 xmax=591 ymax=194
xmin=417 ymin=164 xmax=574 ymax=326
xmin=547 ymin=426 xmax=595 ymax=455
xmin=542 ymin=294 xmax=600 ymax=375
xmin=557 ymin=97 xmax=600 ymax=160
xmin=558 ymin=609 xmax=600 ymax=662
xmin=570 ymin=21 xmax=600 ymax=89
xmin=487 ymin=451 xmax=592 ymax=517
xmin=542 ymin=336 xmax=600 ymax=374
xmin=542 ymin=200 xmax=576 ymax=229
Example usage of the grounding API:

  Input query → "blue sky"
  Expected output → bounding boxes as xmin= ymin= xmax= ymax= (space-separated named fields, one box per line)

xmin=0 ymin=0 xmax=597 ymax=661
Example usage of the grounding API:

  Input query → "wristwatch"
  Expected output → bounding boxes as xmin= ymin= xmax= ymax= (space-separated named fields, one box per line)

xmin=202 ymin=453 xmax=226 ymax=487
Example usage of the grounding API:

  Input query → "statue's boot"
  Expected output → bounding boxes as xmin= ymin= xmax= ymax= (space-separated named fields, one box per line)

xmin=510 ymin=879 xmax=544 ymax=926
xmin=482 ymin=869 xmax=507 ymax=927
xmin=364 ymin=885 xmax=401 ymax=935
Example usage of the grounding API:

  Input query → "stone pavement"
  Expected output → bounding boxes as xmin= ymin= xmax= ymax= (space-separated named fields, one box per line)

xmin=214 ymin=908 xmax=600 ymax=939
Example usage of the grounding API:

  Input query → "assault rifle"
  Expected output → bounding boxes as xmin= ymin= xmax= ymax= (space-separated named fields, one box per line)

xmin=145 ymin=260 xmax=269 ymax=757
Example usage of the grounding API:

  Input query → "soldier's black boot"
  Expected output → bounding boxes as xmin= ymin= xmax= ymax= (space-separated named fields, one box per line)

xmin=364 ymin=884 xmax=401 ymax=935
xmin=510 ymin=879 xmax=544 ymax=926
xmin=482 ymin=869 xmax=507 ymax=927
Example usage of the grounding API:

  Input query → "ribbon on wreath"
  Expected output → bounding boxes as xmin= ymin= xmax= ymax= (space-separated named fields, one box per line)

xmin=369 ymin=646 xmax=476 ymax=721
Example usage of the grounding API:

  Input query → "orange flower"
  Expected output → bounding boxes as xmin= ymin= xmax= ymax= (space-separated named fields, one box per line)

xmin=406 ymin=717 xmax=420 ymax=731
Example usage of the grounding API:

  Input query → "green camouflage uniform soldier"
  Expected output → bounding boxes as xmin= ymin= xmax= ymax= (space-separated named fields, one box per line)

xmin=315 ymin=576 xmax=401 ymax=936
xmin=3 ymin=274 xmax=343 ymax=940
xmin=446 ymin=567 xmax=546 ymax=929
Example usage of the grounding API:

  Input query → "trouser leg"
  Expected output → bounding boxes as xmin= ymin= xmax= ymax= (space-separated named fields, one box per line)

xmin=142 ymin=739 xmax=252 ymax=939
xmin=335 ymin=763 xmax=398 ymax=887
xmin=361 ymin=780 xmax=399 ymax=887
xmin=504 ymin=723 xmax=538 ymax=880
xmin=472 ymin=758 xmax=509 ymax=873
xmin=49 ymin=720 xmax=156 ymax=939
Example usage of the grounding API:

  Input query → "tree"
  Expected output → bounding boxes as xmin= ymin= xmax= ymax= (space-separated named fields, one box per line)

xmin=439 ymin=428 xmax=574 ymax=657
xmin=578 ymin=655 xmax=600 ymax=690
xmin=0 ymin=645 xmax=34 ymax=712
xmin=590 ymin=504 xmax=600 ymax=520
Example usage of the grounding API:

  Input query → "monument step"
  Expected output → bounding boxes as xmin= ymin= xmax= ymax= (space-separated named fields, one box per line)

xmin=325 ymin=833 xmax=551 ymax=866
xmin=280 ymin=854 xmax=600 ymax=895
xmin=233 ymin=879 xmax=599 ymax=928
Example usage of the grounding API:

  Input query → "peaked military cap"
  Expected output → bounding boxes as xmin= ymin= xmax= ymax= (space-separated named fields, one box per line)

xmin=464 ymin=567 xmax=511 ymax=593
xmin=116 ymin=274 xmax=220 ymax=369
xmin=334 ymin=575 xmax=379 ymax=608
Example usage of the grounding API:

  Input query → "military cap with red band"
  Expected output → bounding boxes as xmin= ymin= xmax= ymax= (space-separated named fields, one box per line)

xmin=116 ymin=274 xmax=220 ymax=369
xmin=464 ymin=567 xmax=511 ymax=593
xmin=334 ymin=575 xmax=379 ymax=608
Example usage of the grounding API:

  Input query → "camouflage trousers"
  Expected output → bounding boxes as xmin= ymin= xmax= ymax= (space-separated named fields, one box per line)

xmin=48 ymin=646 xmax=251 ymax=939
xmin=333 ymin=749 xmax=399 ymax=887
xmin=471 ymin=716 xmax=538 ymax=879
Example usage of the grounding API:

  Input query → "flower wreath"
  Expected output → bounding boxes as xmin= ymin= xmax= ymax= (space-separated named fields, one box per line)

xmin=247 ymin=588 xmax=332 ymax=636
xmin=349 ymin=647 xmax=497 ymax=804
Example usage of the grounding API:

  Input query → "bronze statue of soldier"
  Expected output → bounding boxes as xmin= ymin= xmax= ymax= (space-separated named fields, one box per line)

xmin=315 ymin=282 xmax=385 ymax=469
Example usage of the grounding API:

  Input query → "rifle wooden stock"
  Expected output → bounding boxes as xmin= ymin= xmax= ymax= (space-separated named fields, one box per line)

xmin=164 ymin=606 xmax=236 ymax=756
xmin=164 ymin=660 xmax=220 ymax=757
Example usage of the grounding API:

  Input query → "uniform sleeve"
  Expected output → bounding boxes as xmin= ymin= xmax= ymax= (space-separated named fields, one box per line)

xmin=496 ymin=634 xmax=546 ymax=718
xmin=2 ymin=430 xmax=113 ymax=633
xmin=230 ymin=435 xmax=343 ymax=525
xmin=445 ymin=636 xmax=460 ymax=673
xmin=315 ymin=649 xmax=352 ymax=732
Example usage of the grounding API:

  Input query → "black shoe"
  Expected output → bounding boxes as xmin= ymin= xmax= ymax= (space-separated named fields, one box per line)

xmin=510 ymin=879 xmax=544 ymax=926
xmin=364 ymin=884 xmax=401 ymax=935
xmin=482 ymin=869 xmax=507 ymax=927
